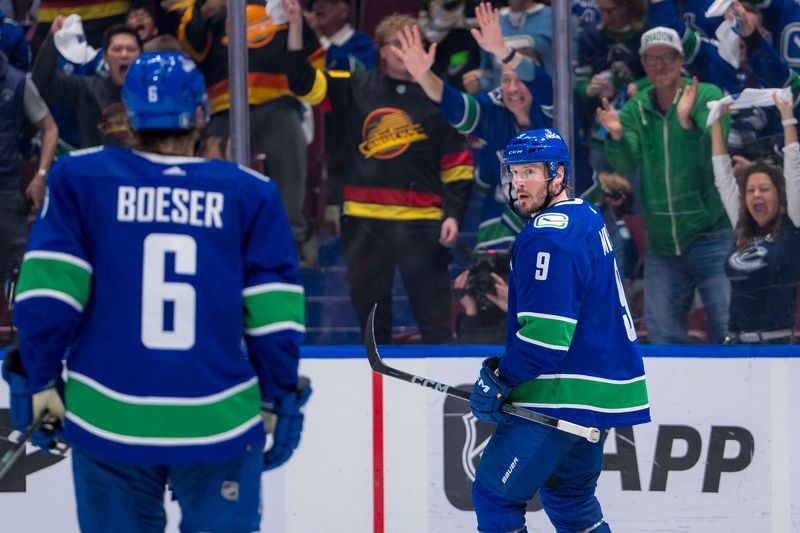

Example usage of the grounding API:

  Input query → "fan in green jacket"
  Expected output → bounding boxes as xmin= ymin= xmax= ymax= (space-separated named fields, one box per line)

xmin=596 ymin=26 xmax=733 ymax=344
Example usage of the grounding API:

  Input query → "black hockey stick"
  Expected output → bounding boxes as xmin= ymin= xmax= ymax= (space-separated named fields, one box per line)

xmin=0 ymin=411 xmax=49 ymax=481
xmin=364 ymin=304 xmax=601 ymax=443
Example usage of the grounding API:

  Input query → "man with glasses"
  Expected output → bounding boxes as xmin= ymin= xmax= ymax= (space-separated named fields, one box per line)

xmin=596 ymin=26 xmax=733 ymax=344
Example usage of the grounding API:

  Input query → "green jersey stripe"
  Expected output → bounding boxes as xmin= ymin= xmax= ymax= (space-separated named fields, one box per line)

xmin=455 ymin=93 xmax=480 ymax=134
xmin=507 ymin=374 xmax=649 ymax=411
xmin=16 ymin=255 xmax=92 ymax=307
xmin=516 ymin=312 xmax=576 ymax=350
xmin=243 ymin=287 xmax=305 ymax=330
xmin=477 ymin=216 xmax=517 ymax=247
xmin=66 ymin=412 xmax=263 ymax=446
xmin=68 ymin=372 xmax=259 ymax=405
xmin=65 ymin=376 xmax=262 ymax=438
xmin=683 ymin=28 xmax=700 ymax=64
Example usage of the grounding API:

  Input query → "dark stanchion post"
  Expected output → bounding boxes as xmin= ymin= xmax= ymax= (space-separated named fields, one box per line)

xmin=227 ymin=0 xmax=250 ymax=166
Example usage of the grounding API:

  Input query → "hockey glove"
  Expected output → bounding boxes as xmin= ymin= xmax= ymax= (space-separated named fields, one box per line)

xmin=470 ymin=356 xmax=513 ymax=424
xmin=262 ymin=376 xmax=312 ymax=471
xmin=2 ymin=348 xmax=65 ymax=450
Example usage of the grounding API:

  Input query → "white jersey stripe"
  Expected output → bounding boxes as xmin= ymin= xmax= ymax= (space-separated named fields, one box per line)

xmin=517 ymin=311 xmax=577 ymax=325
xmin=245 ymin=321 xmax=306 ymax=336
xmin=534 ymin=374 xmax=647 ymax=385
xmin=242 ymin=282 xmax=304 ymax=297
xmin=516 ymin=331 xmax=569 ymax=351
xmin=511 ymin=402 xmax=651 ymax=414
xmin=23 ymin=250 xmax=93 ymax=274
xmin=15 ymin=289 xmax=83 ymax=312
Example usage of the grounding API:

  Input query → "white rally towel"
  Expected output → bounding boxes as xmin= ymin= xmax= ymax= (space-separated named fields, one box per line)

xmin=715 ymin=17 xmax=740 ymax=69
xmin=706 ymin=87 xmax=793 ymax=126
xmin=705 ymin=0 xmax=734 ymax=17
xmin=54 ymin=14 xmax=98 ymax=65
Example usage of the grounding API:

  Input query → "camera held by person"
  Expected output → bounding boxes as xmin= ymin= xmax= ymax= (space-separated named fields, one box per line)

xmin=461 ymin=250 xmax=510 ymax=312
xmin=453 ymin=250 xmax=509 ymax=344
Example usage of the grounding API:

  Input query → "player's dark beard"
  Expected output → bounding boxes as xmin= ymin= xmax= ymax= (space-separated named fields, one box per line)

xmin=517 ymin=184 xmax=552 ymax=217
xmin=517 ymin=195 xmax=545 ymax=217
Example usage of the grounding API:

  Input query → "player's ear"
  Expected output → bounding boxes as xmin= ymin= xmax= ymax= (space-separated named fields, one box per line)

xmin=550 ymin=164 xmax=565 ymax=190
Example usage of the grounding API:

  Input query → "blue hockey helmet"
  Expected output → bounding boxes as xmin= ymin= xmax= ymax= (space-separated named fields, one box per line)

xmin=501 ymin=128 xmax=570 ymax=183
xmin=123 ymin=51 xmax=209 ymax=131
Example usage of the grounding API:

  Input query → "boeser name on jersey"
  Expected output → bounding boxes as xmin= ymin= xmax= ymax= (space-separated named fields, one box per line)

xmin=116 ymin=186 xmax=225 ymax=228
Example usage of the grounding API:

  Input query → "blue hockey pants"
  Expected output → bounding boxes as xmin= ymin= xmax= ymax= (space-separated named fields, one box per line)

xmin=472 ymin=421 xmax=610 ymax=533
xmin=71 ymin=443 xmax=263 ymax=533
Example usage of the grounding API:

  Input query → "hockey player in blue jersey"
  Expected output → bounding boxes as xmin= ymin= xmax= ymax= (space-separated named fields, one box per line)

xmin=2 ymin=51 xmax=310 ymax=532
xmin=469 ymin=128 xmax=650 ymax=533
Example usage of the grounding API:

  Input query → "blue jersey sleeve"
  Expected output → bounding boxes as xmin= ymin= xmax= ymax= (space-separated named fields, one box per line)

xmin=13 ymin=156 xmax=92 ymax=390
xmin=498 ymin=225 xmax=593 ymax=386
xmin=239 ymin=170 xmax=304 ymax=402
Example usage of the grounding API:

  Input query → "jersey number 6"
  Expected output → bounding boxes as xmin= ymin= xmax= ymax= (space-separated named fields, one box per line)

xmin=141 ymin=233 xmax=197 ymax=350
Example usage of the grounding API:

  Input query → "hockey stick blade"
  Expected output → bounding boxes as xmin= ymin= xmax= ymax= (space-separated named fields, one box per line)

xmin=364 ymin=304 xmax=601 ymax=443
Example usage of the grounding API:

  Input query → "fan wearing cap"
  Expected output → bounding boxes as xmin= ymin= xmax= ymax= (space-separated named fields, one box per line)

xmin=32 ymin=16 xmax=142 ymax=148
xmin=10 ymin=51 xmax=308 ymax=532
xmin=596 ymin=26 xmax=734 ymax=344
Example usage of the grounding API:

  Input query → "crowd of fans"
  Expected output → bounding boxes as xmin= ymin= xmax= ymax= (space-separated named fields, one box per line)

xmin=0 ymin=0 xmax=798 ymax=345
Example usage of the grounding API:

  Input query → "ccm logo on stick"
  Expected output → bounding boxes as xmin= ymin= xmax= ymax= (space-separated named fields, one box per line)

xmin=411 ymin=375 xmax=449 ymax=393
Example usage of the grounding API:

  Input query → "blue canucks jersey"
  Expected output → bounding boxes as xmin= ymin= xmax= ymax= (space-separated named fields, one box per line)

xmin=498 ymin=198 xmax=650 ymax=429
xmin=13 ymin=147 xmax=304 ymax=464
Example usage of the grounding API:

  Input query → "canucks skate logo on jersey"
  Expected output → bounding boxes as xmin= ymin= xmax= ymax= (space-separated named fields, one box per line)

xmin=358 ymin=108 xmax=428 ymax=160
xmin=533 ymin=212 xmax=569 ymax=229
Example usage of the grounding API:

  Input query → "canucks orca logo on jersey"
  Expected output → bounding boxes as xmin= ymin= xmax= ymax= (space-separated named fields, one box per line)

xmin=728 ymin=243 xmax=768 ymax=273
xmin=781 ymin=23 xmax=800 ymax=67
xmin=358 ymin=108 xmax=428 ymax=159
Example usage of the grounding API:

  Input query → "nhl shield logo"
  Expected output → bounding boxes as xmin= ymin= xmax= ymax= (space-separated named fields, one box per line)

xmin=442 ymin=394 xmax=543 ymax=511
xmin=220 ymin=480 xmax=240 ymax=501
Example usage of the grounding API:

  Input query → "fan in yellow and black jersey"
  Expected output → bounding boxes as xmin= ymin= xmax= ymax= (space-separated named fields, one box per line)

xmin=178 ymin=0 xmax=326 ymax=114
xmin=178 ymin=0 xmax=327 ymax=245
xmin=284 ymin=9 xmax=474 ymax=344
xmin=284 ymin=47 xmax=473 ymax=224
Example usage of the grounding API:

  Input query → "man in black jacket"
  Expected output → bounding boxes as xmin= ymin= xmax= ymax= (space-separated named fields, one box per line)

xmin=33 ymin=20 xmax=141 ymax=148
